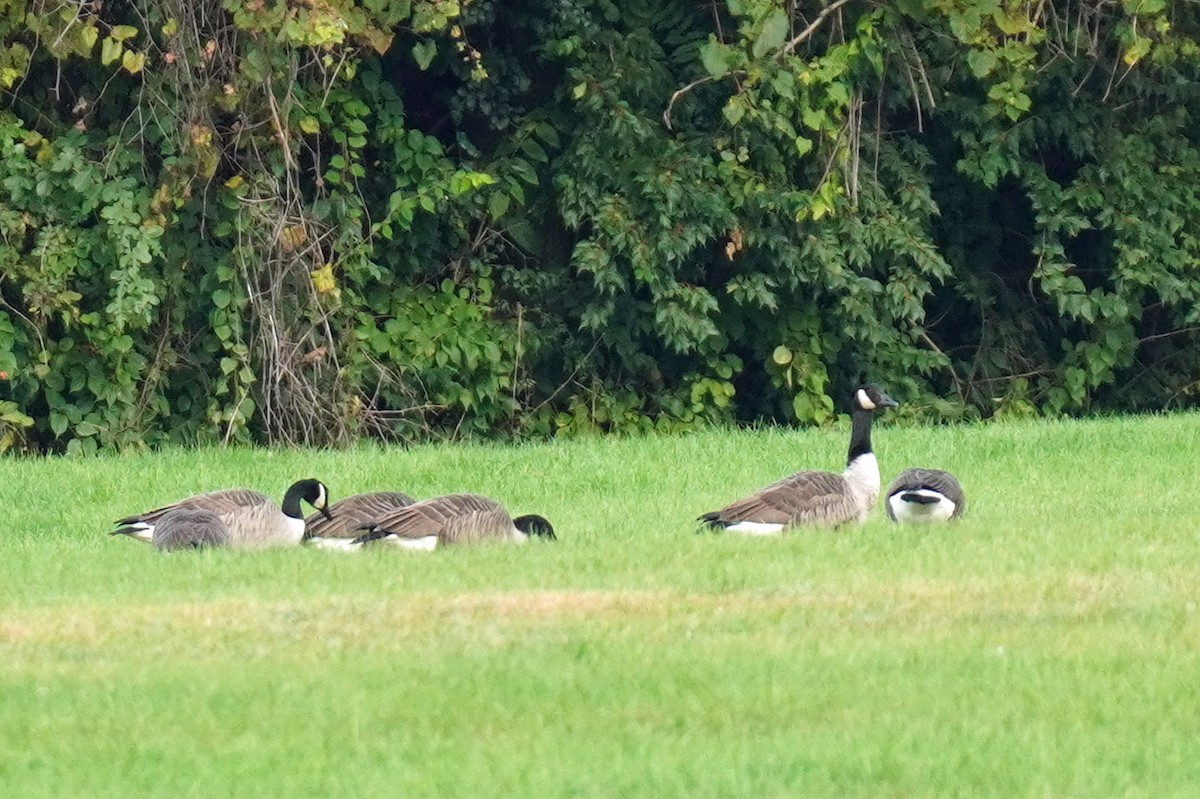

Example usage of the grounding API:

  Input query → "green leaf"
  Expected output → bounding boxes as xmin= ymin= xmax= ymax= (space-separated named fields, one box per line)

xmin=100 ymin=37 xmax=122 ymax=66
xmin=50 ymin=411 xmax=68 ymax=436
xmin=722 ymin=98 xmax=746 ymax=126
xmin=770 ymin=70 xmax=795 ymax=99
xmin=753 ymin=8 xmax=789 ymax=59
xmin=991 ymin=9 xmax=1029 ymax=36
xmin=967 ymin=49 xmax=997 ymax=78
xmin=488 ymin=192 xmax=510 ymax=220
xmin=700 ymin=40 xmax=732 ymax=78
xmin=412 ymin=41 xmax=436 ymax=70
xmin=79 ymin=25 xmax=99 ymax=55
xmin=792 ymin=393 xmax=814 ymax=421
xmin=801 ymin=106 xmax=826 ymax=131
xmin=75 ymin=421 xmax=99 ymax=436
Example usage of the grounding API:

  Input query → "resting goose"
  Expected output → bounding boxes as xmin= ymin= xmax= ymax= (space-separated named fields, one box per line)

xmin=303 ymin=491 xmax=417 ymax=549
xmin=885 ymin=468 xmax=965 ymax=523
xmin=111 ymin=478 xmax=332 ymax=549
xmin=151 ymin=508 xmax=230 ymax=551
xmin=347 ymin=493 xmax=555 ymax=551
xmin=698 ymin=385 xmax=898 ymax=533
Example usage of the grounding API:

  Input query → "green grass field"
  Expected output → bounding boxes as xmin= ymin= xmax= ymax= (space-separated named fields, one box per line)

xmin=2 ymin=414 xmax=1200 ymax=797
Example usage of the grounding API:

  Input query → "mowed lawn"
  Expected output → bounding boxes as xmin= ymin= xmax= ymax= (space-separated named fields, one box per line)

xmin=2 ymin=414 xmax=1200 ymax=797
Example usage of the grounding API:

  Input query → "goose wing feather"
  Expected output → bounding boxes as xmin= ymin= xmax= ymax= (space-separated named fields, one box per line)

xmin=704 ymin=470 xmax=858 ymax=526
xmin=152 ymin=509 xmax=230 ymax=551
xmin=304 ymin=491 xmax=416 ymax=538
xmin=116 ymin=489 xmax=272 ymax=526
xmin=367 ymin=494 xmax=506 ymax=543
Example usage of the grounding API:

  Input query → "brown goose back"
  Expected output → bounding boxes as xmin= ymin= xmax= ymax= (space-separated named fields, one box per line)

xmin=304 ymin=491 xmax=416 ymax=539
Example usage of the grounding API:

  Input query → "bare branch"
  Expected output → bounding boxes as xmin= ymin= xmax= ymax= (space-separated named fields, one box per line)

xmin=782 ymin=0 xmax=854 ymax=55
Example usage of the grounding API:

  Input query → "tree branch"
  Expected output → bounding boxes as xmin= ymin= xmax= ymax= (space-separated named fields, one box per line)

xmin=782 ymin=0 xmax=854 ymax=55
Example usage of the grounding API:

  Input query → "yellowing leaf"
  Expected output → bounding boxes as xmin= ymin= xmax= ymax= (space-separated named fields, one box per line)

xmin=162 ymin=18 xmax=179 ymax=37
xmin=110 ymin=25 xmax=139 ymax=42
xmin=772 ymin=345 xmax=793 ymax=366
xmin=224 ymin=175 xmax=244 ymax=189
xmin=992 ymin=10 xmax=1028 ymax=35
xmin=121 ymin=50 xmax=146 ymax=75
xmin=1123 ymin=36 xmax=1151 ymax=66
xmin=299 ymin=116 xmax=320 ymax=134
xmin=362 ymin=28 xmax=393 ymax=55
xmin=279 ymin=225 xmax=308 ymax=252
xmin=311 ymin=264 xmax=337 ymax=294
xmin=572 ymin=81 xmax=587 ymax=99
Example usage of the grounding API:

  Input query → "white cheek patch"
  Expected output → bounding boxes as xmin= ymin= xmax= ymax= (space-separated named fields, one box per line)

xmin=315 ymin=484 xmax=327 ymax=509
xmin=856 ymin=388 xmax=875 ymax=410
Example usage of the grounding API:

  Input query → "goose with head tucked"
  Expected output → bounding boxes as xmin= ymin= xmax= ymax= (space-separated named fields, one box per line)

xmin=303 ymin=491 xmax=417 ymax=549
xmin=885 ymin=467 xmax=965 ymax=523
xmin=111 ymin=479 xmax=332 ymax=549
xmin=698 ymin=385 xmax=898 ymax=533
xmin=347 ymin=493 xmax=555 ymax=551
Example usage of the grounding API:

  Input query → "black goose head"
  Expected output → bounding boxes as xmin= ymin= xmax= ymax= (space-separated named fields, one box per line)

xmin=852 ymin=385 xmax=899 ymax=413
xmin=283 ymin=479 xmax=333 ymax=521
xmin=513 ymin=514 xmax=556 ymax=540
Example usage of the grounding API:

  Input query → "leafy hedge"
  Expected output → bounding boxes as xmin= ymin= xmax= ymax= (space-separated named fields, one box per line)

xmin=3 ymin=0 xmax=1200 ymax=452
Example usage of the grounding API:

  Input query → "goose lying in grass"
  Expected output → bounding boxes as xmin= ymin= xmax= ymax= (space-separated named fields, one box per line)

xmin=885 ymin=468 xmax=965 ymax=523
xmin=151 ymin=508 xmax=230 ymax=551
xmin=303 ymin=491 xmax=417 ymax=549
xmin=698 ymin=385 xmax=898 ymax=533
xmin=111 ymin=479 xmax=332 ymax=549
xmin=343 ymin=493 xmax=555 ymax=551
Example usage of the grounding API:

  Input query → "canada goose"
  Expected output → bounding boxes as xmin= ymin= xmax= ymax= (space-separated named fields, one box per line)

xmin=885 ymin=468 xmax=965 ymax=523
xmin=347 ymin=493 xmax=555 ymax=551
xmin=111 ymin=479 xmax=332 ymax=549
xmin=698 ymin=385 xmax=898 ymax=533
xmin=303 ymin=491 xmax=416 ymax=549
xmin=151 ymin=508 xmax=230 ymax=551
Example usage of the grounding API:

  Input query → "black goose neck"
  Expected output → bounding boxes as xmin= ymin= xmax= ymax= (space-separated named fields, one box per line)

xmin=846 ymin=409 xmax=876 ymax=465
xmin=280 ymin=481 xmax=313 ymax=519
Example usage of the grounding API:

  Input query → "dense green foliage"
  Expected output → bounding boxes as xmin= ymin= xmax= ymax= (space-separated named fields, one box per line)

xmin=3 ymin=0 xmax=1200 ymax=450
xmin=3 ymin=416 xmax=1200 ymax=794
